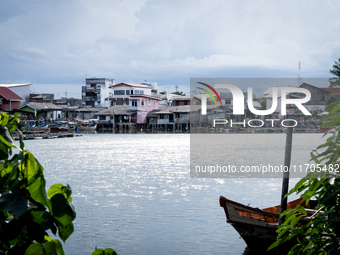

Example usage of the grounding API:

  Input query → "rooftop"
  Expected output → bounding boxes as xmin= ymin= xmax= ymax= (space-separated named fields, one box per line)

xmin=109 ymin=82 xmax=151 ymax=89
xmin=0 ymin=83 xmax=32 ymax=88
xmin=0 ymin=87 xmax=24 ymax=101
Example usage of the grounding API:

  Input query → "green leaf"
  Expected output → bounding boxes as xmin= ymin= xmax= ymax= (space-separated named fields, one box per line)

xmin=0 ymin=188 xmax=29 ymax=218
xmin=268 ymin=236 xmax=289 ymax=251
xmin=104 ymin=248 xmax=118 ymax=255
xmin=51 ymin=194 xmax=76 ymax=227
xmin=320 ymin=118 xmax=340 ymax=127
xmin=325 ymin=102 xmax=339 ymax=112
xmin=27 ymin=175 xmax=49 ymax=209
xmin=52 ymin=239 xmax=65 ymax=255
xmin=91 ymin=249 xmax=104 ymax=255
xmin=0 ymin=125 xmax=17 ymax=149
xmin=290 ymin=215 xmax=305 ymax=227
xmin=48 ymin=183 xmax=72 ymax=202
xmin=48 ymin=183 xmax=65 ymax=199
xmin=56 ymin=222 xmax=74 ymax=242
xmin=24 ymin=243 xmax=44 ymax=255
xmin=43 ymin=241 xmax=57 ymax=254
xmin=330 ymin=102 xmax=340 ymax=113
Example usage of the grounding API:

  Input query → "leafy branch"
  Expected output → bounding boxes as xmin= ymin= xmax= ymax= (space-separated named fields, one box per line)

xmin=268 ymin=103 xmax=340 ymax=254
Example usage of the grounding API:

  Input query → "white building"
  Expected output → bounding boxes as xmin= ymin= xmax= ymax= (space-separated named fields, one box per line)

xmin=109 ymin=82 xmax=152 ymax=106
xmin=0 ymin=83 xmax=31 ymax=106
xmin=82 ymin=78 xmax=115 ymax=108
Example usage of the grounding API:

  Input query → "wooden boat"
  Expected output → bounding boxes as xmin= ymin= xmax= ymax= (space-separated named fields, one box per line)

xmin=219 ymin=196 xmax=317 ymax=250
xmin=29 ymin=124 xmax=49 ymax=131
xmin=59 ymin=124 xmax=69 ymax=131
xmin=49 ymin=126 xmax=60 ymax=133
xmin=75 ymin=123 xmax=97 ymax=131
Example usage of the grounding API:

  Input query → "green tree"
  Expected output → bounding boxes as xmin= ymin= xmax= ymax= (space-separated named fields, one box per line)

xmin=269 ymin=102 xmax=340 ymax=254
xmin=329 ymin=58 xmax=340 ymax=87
xmin=171 ymin=91 xmax=186 ymax=96
xmin=325 ymin=93 xmax=340 ymax=106
xmin=259 ymin=98 xmax=266 ymax=109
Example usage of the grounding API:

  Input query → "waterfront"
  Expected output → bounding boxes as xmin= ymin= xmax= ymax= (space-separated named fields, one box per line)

xmin=24 ymin=133 xmax=326 ymax=255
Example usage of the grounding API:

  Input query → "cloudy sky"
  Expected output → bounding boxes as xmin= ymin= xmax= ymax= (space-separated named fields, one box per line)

xmin=0 ymin=0 xmax=339 ymax=97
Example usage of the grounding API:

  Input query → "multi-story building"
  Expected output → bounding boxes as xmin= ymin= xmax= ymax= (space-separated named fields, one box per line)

xmin=109 ymin=82 xmax=160 ymax=124
xmin=82 ymin=78 xmax=114 ymax=107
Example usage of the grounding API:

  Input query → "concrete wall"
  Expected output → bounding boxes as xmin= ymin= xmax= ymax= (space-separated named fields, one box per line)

xmin=9 ymin=85 xmax=31 ymax=106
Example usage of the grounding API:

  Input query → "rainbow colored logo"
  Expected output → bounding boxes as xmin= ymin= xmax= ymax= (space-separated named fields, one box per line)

xmin=196 ymin=82 xmax=222 ymax=106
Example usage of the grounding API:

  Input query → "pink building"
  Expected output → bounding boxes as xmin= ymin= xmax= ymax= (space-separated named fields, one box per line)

xmin=129 ymin=95 xmax=160 ymax=124
xmin=109 ymin=82 xmax=160 ymax=124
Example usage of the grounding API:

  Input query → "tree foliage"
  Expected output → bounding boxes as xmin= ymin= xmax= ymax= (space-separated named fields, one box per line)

xmin=0 ymin=112 xmax=117 ymax=255
xmin=259 ymin=98 xmax=266 ymax=109
xmin=329 ymin=58 xmax=340 ymax=87
xmin=0 ymin=112 xmax=75 ymax=254
xmin=325 ymin=93 xmax=340 ymax=106
xmin=171 ymin=91 xmax=186 ymax=96
xmin=269 ymin=102 xmax=340 ymax=254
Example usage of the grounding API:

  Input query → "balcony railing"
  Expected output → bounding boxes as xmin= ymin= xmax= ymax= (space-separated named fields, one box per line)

xmin=82 ymin=96 xmax=96 ymax=101
xmin=82 ymin=87 xmax=101 ymax=93
xmin=128 ymin=106 xmax=140 ymax=111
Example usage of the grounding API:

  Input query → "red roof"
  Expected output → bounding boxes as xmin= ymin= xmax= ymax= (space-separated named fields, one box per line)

xmin=0 ymin=87 xmax=24 ymax=101
xmin=109 ymin=82 xmax=151 ymax=89
xmin=321 ymin=87 xmax=340 ymax=96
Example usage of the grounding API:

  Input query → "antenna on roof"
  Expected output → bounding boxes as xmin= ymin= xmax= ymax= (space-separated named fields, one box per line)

xmin=298 ymin=61 xmax=302 ymax=85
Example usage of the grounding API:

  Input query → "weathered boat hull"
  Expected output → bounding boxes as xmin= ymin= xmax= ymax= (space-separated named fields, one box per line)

xmin=75 ymin=124 xmax=97 ymax=131
xmin=219 ymin=196 xmax=313 ymax=251
xmin=230 ymin=222 xmax=277 ymax=250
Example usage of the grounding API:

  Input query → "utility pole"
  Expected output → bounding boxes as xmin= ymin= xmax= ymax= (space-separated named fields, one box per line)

xmin=279 ymin=121 xmax=293 ymax=225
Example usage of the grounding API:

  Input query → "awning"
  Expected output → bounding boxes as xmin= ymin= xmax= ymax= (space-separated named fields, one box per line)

xmin=18 ymin=106 xmax=35 ymax=113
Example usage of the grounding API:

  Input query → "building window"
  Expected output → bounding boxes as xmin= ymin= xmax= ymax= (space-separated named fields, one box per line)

xmin=131 ymin=99 xmax=138 ymax=107
xmin=116 ymin=102 xmax=123 ymax=105
xmin=114 ymin=90 xmax=125 ymax=95
xmin=131 ymin=90 xmax=134 ymax=95
xmin=91 ymin=84 xmax=96 ymax=88
xmin=86 ymin=101 xmax=94 ymax=106
xmin=225 ymin=99 xmax=231 ymax=105
xmin=126 ymin=90 xmax=130 ymax=95
xmin=160 ymin=114 xmax=165 ymax=119
xmin=141 ymin=99 xmax=145 ymax=106
xmin=131 ymin=113 xmax=137 ymax=118
xmin=140 ymin=90 xmax=144 ymax=95
xmin=86 ymin=92 xmax=96 ymax=96
xmin=148 ymin=99 xmax=151 ymax=105
xmin=99 ymin=116 xmax=106 ymax=120
xmin=154 ymin=100 xmax=156 ymax=106
xmin=184 ymin=101 xmax=188 ymax=105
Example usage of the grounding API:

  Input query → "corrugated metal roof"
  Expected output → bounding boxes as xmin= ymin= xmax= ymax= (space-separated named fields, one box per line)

xmin=169 ymin=96 xmax=191 ymax=101
xmin=18 ymin=102 xmax=62 ymax=110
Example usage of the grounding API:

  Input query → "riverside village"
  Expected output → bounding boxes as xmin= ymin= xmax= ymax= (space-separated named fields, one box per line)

xmin=0 ymin=78 xmax=338 ymax=137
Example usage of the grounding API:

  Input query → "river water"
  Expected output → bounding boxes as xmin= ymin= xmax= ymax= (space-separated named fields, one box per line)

xmin=24 ymin=133 xmax=326 ymax=255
